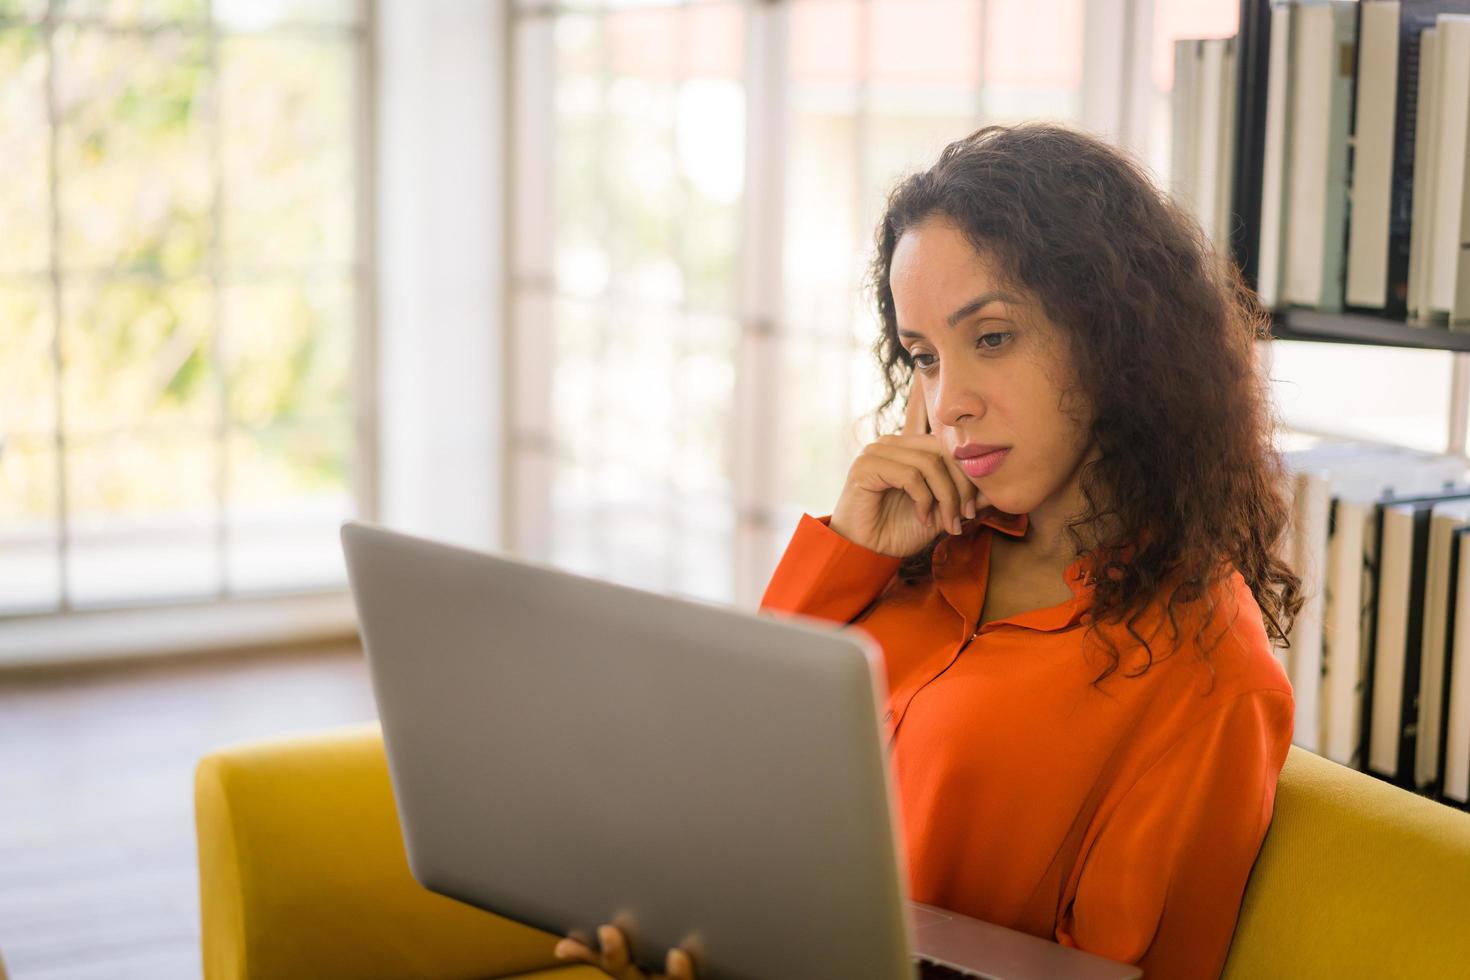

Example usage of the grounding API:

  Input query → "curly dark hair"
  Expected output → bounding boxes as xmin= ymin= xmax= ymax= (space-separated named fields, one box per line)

xmin=860 ymin=121 xmax=1302 ymax=687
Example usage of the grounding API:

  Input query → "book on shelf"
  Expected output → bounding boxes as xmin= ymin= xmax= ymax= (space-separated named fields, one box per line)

xmin=1415 ymin=499 xmax=1470 ymax=789
xmin=1283 ymin=1 xmax=1355 ymax=313
xmin=1348 ymin=1 xmax=1470 ymax=318
xmin=1278 ymin=437 xmax=1470 ymax=807
xmin=1366 ymin=491 xmax=1470 ymax=787
xmin=1280 ymin=440 xmax=1469 ymax=761
xmin=1178 ymin=0 xmax=1470 ymax=335
xmin=1425 ymin=17 xmax=1470 ymax=324
xmin=1443 ymin=529 xmax=1470 ymax=803
xmin=1256 ymin=1 xmax=1293 ymax=308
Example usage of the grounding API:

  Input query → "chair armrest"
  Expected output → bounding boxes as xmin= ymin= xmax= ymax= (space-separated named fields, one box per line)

xmin=195 ymin=720 xmax=597 ymax=980
xmin=1226 ymin=746 xmax=1470 ymax=978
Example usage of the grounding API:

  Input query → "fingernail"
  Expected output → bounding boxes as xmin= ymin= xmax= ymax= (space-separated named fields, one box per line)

xmin=964 ymin=500 xmax=975 ymax=520
xmin=951 ymin=516 xmax=961 ymax=535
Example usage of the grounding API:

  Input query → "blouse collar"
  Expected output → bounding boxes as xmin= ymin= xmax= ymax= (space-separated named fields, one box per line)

xmin=931 ymin=506 xmax=1148 ymax=633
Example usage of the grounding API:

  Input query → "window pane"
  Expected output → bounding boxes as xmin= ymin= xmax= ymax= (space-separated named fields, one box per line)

xmin=790 ymin=1 xmax=859 ymax=87
xmin=0 ymin=285 xmax=56 ymax=438
xmin=221 ymin=277 xmax=352 ymax=428
xmin=677 ymin=77 xmax=743 ymax=312
xmin=871 ymin=0 xmax=981 ymax=88
xmin=54 ymin=25 xmax=211 ymax=276
xmin=1268 ymin=340 xmax=1452 ymax=452
xmin=553 ymin=15 xmax=609 ymax=297
xmin=0 ymin=1 xmax=47 ymax=19
xmin=604 ymin=74 xmax=679 ymax=305
xmin=0 ymin=435 xmax=60 ymax=613
xmin=61 ymin=277 xmax=216 ymax=436
xmin=226 ymin=418 xmax=351 ymax=592
xmin=0 ymin=26 xmax=49 ymax=274
xmin=784 ymin=106 xmax=862 ymax=338
xmin=553 ymin=5 xmax=743 ymax=313
xmin=780 ymin=334 xmax=863 ymax=518
xmin=981 ymin=0 xmax=1084 ymax=122
xmin=57 ymin=0 xmax=208 ymax=23
xmin=214 ymin=0 xmax=359 ymax=32
xmin=219 ymin=35 xmax=355 ymax=270
xmin=2 ymin=0 xmax=364 ymax=620
xmin=548 ymin=298 xmax=738 ymax=592
xmin=65 ymin=432 xmax=219 ymax=605
xmin=670 ymin=310 xmax=738 ymax=501
xmin=787 ymin=4 xmax=864 ymax=339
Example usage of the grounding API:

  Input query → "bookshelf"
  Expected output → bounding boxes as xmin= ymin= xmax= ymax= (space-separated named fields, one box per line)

xmin=1220 ymin=1 xmax=1470 ymax=813
xmin=1230 ymin=0 xmax=1470 ymax=354
xmin=1273 ymin=309 xmax=1470 ymax=353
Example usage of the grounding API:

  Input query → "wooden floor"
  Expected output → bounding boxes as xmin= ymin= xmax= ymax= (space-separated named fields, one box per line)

xmin=0 ymin=644 xmax=377 ymax=980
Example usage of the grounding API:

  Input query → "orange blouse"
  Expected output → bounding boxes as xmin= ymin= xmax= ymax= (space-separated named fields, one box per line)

xmin=758 ymin=508 xmax=1293 ymax=980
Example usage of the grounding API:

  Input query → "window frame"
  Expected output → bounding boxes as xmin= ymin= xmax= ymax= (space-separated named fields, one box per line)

xmin=0 ymin=0 xmax=378 ymax=627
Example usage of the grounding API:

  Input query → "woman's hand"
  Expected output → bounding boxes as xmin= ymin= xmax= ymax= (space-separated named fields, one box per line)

xmin=553 ymin=923 xmax=696 ymax=980
xmin=829 ymin=373 xmax=987 ymax=558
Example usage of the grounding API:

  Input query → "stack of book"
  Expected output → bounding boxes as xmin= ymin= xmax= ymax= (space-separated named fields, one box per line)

xmin=1172 ymin=0 xmax=1470 ymax=326
xmin=1279 ymin=435 xmax=1470 ymax=808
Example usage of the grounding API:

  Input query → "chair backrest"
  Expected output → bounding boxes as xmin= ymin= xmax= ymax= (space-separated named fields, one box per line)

xmin=1224 ymin=745 xmax=1470 ymax=978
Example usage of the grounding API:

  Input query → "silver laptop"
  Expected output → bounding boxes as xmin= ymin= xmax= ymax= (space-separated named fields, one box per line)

xmin=341 ymin=520 xmax=1141 ymax=980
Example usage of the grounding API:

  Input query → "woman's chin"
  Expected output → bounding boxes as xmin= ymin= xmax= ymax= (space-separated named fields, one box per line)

xmin=976 ymin=488 xmax=1026 ymax=516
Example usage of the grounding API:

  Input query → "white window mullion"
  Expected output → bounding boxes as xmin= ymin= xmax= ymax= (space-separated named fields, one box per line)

xmin=732 ymin=0 xmax=790 ymax=608
xmin=354 ymin=0 xmax=382 ymax=525
xmin=375 ymin=0 xmax=506 ymax=552
xmin=504 ymin=10 xmax=556 ymax=558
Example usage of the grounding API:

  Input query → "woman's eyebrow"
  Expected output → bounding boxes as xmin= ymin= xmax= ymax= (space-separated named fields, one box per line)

xmin=897 ymin=290 xmax=1020 ymax=339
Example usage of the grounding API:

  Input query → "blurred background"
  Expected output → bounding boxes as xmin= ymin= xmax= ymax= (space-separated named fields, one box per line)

xmin=0 ymin=0 xmax=1463 ymax=977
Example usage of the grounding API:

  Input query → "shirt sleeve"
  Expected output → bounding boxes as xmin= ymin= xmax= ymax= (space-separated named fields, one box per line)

xmin=1054 ymin=687 xmax=1295 ymax=980
xmin=757 ymin=513 xmax=903 ymax=626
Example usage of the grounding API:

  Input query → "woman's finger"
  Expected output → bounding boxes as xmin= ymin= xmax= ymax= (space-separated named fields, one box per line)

xmin=866 ymin=443 xmax=964 ymax=533
xmin=553 ymin=937 xmax=596 ymax=963
xmin=938 ymin=449 xmax=983 ymax=520
xmin=597 ymin=924 xmax=637 ymax=977
xmin=902 ymin=373 xmax=930 ymax=436
xmin=665 ymin=947 xmax=697 ymax=980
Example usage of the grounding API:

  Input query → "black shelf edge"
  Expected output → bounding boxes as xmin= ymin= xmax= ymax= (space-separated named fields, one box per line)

xmin=1268 ymin=308 xmax=1470 ymax=353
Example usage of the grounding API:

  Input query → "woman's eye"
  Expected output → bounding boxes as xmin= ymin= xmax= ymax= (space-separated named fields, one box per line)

xmin=908 ymin=333 xmax=1010 ymax=370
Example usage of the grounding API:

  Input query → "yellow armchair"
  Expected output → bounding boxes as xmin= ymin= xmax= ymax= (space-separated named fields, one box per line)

xmin=194 ymin=722 xmax=596 ymax=980
xmin=195 ymin=723 xmax=1470 ymax=980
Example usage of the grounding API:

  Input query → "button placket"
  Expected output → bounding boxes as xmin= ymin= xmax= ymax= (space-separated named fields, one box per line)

xmin=884 ymin=615 xmax=984 ymax=745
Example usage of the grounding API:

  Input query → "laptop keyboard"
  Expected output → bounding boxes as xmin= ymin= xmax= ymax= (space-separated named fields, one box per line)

xmin=917 ymin=959 xmax=977 ymax=979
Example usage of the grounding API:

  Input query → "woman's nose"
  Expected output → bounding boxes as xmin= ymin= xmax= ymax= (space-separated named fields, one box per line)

xmin=930 ymin=372 xmax=982 ymax=428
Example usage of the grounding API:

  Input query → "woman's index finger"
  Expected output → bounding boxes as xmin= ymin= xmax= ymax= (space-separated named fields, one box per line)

xmin=902 ymin=373 xmax=930 ymax=436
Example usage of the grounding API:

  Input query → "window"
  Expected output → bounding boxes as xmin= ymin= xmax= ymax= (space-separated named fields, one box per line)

xmin=0 ymin=0 xmax=368 ymax=615
xmin=508 ymin=0 xmax=1093 ymax=607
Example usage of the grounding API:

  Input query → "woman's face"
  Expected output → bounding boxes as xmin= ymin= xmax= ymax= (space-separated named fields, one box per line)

xmin=889 ymin=215 xmax=1097 ymax=519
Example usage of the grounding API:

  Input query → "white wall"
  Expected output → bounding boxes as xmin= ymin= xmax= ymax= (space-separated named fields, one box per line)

xmin=374 ymin=0 xmax=508 ymax=551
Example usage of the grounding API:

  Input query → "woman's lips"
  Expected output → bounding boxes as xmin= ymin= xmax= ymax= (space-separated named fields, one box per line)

xmin=959 ymin=448 xmax=1009 ymax=478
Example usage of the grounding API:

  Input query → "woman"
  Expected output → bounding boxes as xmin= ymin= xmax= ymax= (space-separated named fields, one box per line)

xmin=555 ymin=122 xmax=1301 ymax=980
